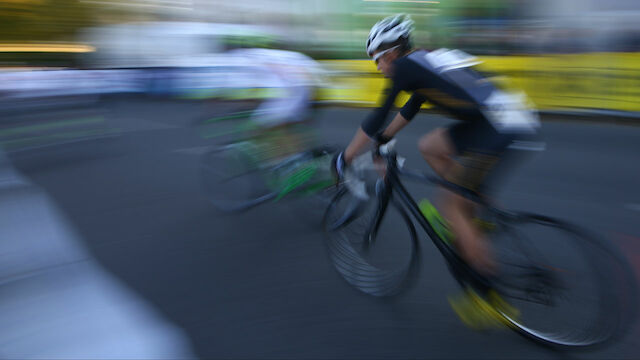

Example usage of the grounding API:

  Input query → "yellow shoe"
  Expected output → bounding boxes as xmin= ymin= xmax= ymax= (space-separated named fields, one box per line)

xmin=488 ymin=289 xmax=520 ymax=325
xmin=448 ymin=288 xmax=519 ymax=330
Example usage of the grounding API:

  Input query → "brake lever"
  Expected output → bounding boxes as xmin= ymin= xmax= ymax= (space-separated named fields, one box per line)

xmin=376 ymin=139 xmax=406 ymax=169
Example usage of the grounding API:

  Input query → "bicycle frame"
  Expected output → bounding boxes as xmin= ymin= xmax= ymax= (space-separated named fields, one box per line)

xmin=366 ymin=150 xmax=497 ymax=293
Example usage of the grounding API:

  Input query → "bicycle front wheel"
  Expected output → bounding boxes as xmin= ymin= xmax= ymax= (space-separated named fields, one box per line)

xmin=200 ymin=143 xmax=276 ymax=212
xmin=486 ymin=213 xmax=638 ymax=348
xmin=323 ymin=184 xmax=419 ymax=297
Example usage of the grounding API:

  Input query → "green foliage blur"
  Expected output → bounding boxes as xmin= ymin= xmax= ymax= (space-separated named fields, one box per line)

xmin=0 ymin=0 xmax=91 ymax=42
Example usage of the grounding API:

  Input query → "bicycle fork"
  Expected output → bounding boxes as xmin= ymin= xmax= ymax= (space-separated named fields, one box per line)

xmin=363 ymin=179 xmax=390 ymax=250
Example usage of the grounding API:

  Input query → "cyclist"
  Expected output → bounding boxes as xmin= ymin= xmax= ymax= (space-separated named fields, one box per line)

xmin=225 ymin=47 xmax=326 ymax=160
xmin=333 ymin=14 xmax=540 ymax=276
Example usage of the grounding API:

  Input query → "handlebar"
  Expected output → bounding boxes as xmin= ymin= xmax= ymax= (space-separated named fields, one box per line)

xmin=377 ymin=138 xmax=397 ymax=156
xmin=376 ymin=139 xmax=489 ymax=206
xmin=343 ymin=138 xmax=489 ymax=206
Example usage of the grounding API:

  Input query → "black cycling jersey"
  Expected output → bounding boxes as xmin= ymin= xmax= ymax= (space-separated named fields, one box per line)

xmin=361 ymin=49 xmax=498 ymax=137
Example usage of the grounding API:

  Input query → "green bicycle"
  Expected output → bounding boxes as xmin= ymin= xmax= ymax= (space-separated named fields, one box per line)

xmin=200 ymin=141 xmax=336 ymax=213
xmin=198 ymin=108 xmax=337 ymax=217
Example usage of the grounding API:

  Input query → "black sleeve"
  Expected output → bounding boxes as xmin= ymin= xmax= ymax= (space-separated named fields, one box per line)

xmin=399 ymin=93 xmax=427 ymax=121
xmin=360 ymin=82 xmax=402 ymax=138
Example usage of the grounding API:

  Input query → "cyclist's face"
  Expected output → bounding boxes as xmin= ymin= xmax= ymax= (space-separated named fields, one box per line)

xmin=374 ymin=50 xmax=396 ymax=78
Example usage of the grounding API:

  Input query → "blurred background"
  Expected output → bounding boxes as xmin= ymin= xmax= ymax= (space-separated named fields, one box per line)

xmin=0 ymin=0 xmax=639 ymax=358
xmin=1 ymin=0 xmax=639 ymax=114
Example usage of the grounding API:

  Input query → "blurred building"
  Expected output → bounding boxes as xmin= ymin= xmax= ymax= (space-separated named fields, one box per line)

xmin=4 ymin=0 xmax=639 ymax=64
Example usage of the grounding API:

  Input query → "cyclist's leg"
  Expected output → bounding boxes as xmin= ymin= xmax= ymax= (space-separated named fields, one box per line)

xmin=419 ymin=123 xmax=502 ymax=275
xmin=441 ymin=157 xmax=497 ymax=275
xmin=251 ymin=86 xmax=314 ymax=158
xmin=450 ymin=121 xmax=519 ymax=275
xmin=248 ymin=101 xmax=292 ymax=160
xmin=417 ymin=127 xmax=456 ymax=177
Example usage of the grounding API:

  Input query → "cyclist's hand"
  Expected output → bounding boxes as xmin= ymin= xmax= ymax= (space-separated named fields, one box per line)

xmin=331 ymin=151 xmax=347 ymax=184
xmin=374 ymin=133 xmax=393 ymax=155
xmin=373 ymin=133 xmax=393 ymax=176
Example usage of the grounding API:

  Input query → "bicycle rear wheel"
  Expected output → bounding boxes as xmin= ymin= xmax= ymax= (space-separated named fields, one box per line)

xmin=486 ymin=213 xmax=637 ymax=348
xmin=199 ymin=143 xmax=276 ymax=212
xmin=323 ymin=183 xmax=419 ymax=297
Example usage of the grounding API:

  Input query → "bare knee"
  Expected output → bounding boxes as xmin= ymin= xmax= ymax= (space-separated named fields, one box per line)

xmin=418 ymin=128 xmax=455 ymax=175
xmin=418 ymin=129 xmax=438 ymax=156
xmin=419 ymin=128 xmax=451 ymax=154
xmin=417 ymin=134 xmax=430 ymax=156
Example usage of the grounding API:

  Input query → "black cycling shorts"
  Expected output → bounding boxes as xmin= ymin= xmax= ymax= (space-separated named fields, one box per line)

xmin=445 ymin=121 xmax=517 ymax=195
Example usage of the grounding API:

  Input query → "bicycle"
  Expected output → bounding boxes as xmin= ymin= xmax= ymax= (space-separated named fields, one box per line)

xmin=200 ymin=141 xmax=336 ymax=212
xmin=323 ymin=140 xmax=638 ymax=349
xmin=198 ymin=108 xmax=338 ymax=219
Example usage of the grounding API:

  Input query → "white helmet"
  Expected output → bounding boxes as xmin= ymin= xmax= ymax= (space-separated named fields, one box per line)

xmin=366 ymin=14 xmax=414 ymax=57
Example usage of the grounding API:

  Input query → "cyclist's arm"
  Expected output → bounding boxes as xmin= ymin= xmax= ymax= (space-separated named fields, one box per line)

xmin=360 ymin=83 xmax=402 ymax=138
xmin=380 ymin=93 xmax=427 ymax=139
xmin=345 ymin=83 xmax=402 ymax=163
xmin=344 ymin=127 xmax=371 ymax=163
xmin=380 ymin=112 xmax=409 ymax=139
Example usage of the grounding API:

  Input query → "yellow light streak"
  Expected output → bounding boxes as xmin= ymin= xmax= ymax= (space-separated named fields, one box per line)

xmin=0 ymin=44 xmax=96 ymax=53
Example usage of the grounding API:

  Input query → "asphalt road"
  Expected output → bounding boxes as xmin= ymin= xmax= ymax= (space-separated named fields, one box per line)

xmin=5 ymin=98 xmax=640 ymax=359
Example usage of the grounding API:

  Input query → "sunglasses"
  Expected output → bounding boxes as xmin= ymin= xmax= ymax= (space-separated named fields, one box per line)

xmin=372 ymin=45 xmax=400 ymax=64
